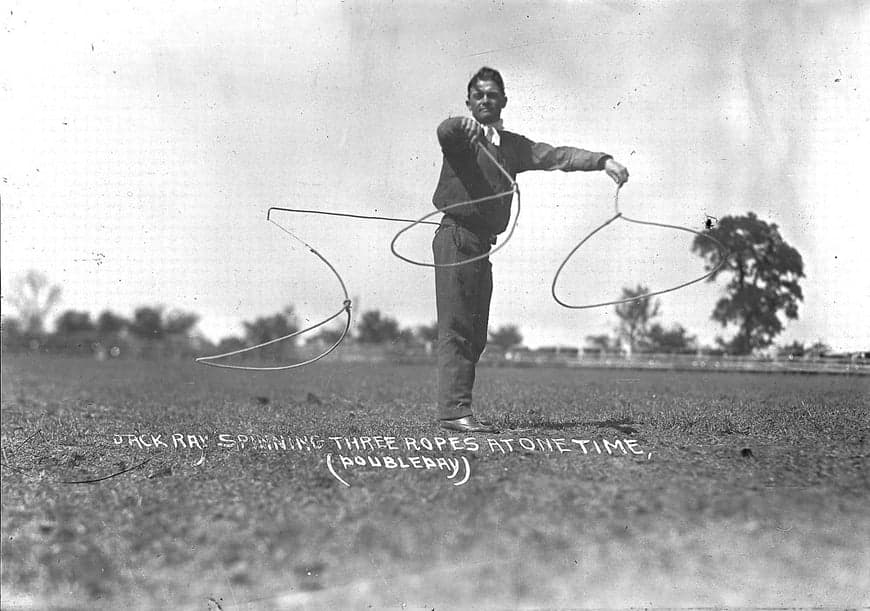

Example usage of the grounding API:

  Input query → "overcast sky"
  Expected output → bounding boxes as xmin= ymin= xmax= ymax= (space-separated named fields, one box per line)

xmin=2 ymin=1 xmax=868 ymax=351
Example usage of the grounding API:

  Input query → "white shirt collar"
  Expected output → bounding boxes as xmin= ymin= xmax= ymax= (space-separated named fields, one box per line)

xmin=476 ymin=118 xmax=503 ymax=146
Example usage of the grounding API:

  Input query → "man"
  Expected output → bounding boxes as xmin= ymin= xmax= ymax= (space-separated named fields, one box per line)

xmin=433 ymin=67 xmax=629 ymax=433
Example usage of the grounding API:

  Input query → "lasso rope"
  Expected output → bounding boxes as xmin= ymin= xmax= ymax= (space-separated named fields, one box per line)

xmin=195 ymin=140 xmax=518 ymax=370
xmin=196 ymin=136 xmax=727 ymax=370
xmin=551 ymin=185 xmax=729 ymax=308
xmin=194 ymin=211 xmax=352 ymax=371
xmin=390 ymin=141 xmax=520 ymax=268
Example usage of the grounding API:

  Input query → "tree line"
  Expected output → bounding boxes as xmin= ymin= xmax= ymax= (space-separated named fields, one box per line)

xmin=3 ymin=213 xmax=827 ymax=359
xmin=0 ymin=274 xmax=531 ymax=360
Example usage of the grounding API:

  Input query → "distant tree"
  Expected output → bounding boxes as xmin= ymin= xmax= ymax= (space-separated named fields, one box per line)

xmin=311 ymin=325 xmax=346 ymax=346
xmin=1 ymin=316 xmax=25 ymax=349
xmin=585 ymin=333 xmax=616 ymax=353
xmin=242 ymin=305 xmax=299 ymax=360
xmin=692 ymin=212 xmax=804 ymax=355
xmin=215 ymin=336 xmax=247 ymax=354
xmin=124 ymin=306 xmax=197 ymax=337
xmin=395 ymin=327 xmax=418 ymax=349
xmin=698 ymin=344 xmax=726 ymax=357
xmin=164 ymin=310 xmax=200 ymax=336
xmin=97 ymin=310 xmax=129 ymax=334
xmin=129 ymin=306 xmax=166 ymax=340
xmin=413 ymin=322 xmax=438 ymax=354
xmin=614 ymin=284 xmax=661 ymax=355
xmin=778 ymin=340 xmax=806 ymax=358
xmin=807 ymin=341 xmax=831 ymax=357
xmin=488 ymin=325 xmax=523 ymax=351
xmin=7 ymin=270 xmax=62 ymax=334
xmin=55 ymin=310 xmax=95 ymax=335
xmin=356 ymin=310 xmax=401 ymax=344
xmin=416 ymin=322 xmax=439 ymax=344
xmin=644 ymin=323 xmax=697 ymax=354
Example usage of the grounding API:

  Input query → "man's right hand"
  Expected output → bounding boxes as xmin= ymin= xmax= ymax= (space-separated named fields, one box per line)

xmin=437 ymin=116 xmax=483 ymax=153
xmin=458 ymin=117 xmax=482 ymax=145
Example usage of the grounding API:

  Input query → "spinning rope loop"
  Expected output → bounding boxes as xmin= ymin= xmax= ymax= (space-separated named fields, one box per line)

xmin=551 ymin=185 xmax=729 ymax=309
xmin=195 ymin=210 xmax=352 ymax=371
xmin=196 ymin=140 xmax=520 ymax=371
xmin=390 ymin=140 xmax=520 ymax=268
xmin=196 ymin=137 xmax=728 ymax=370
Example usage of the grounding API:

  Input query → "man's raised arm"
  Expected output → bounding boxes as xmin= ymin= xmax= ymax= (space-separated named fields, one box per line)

xmin=514 ymin=135 xmax=629 ymax=185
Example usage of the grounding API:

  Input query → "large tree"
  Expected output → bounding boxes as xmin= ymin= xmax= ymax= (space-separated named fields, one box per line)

xmin=614 ymin=284 xmax=661 ymax=355
xmin=693 ymin=212 xmax=804 ymax=355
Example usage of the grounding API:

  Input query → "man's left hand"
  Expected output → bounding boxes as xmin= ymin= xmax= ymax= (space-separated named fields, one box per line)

xmin=604 ymin=158 xmax=629 ymax=186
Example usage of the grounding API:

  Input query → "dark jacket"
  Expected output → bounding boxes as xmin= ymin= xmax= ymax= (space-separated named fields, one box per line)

xmin=433 ymin=117 xmax=611 ymax=236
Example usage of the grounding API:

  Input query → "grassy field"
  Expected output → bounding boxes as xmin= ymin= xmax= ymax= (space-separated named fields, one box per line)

xmin=1 ymin=355 xmax=868 ymax=609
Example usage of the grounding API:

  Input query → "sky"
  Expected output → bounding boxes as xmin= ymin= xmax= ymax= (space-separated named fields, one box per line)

xmin=2 ymin=0 xmax=868 ymax=352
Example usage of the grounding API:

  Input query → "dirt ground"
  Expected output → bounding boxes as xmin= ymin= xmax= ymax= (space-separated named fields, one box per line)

xmin=2 ymin=356 xmax=868 ymax=608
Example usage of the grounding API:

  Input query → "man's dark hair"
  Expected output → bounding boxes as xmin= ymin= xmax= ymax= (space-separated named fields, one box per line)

xmin=467 ymin=66 xmax=505 ymax=97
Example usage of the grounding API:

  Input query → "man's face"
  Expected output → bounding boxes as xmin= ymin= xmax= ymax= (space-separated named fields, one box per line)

xmin=466 ymin=79 xmax=507 ymax=125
